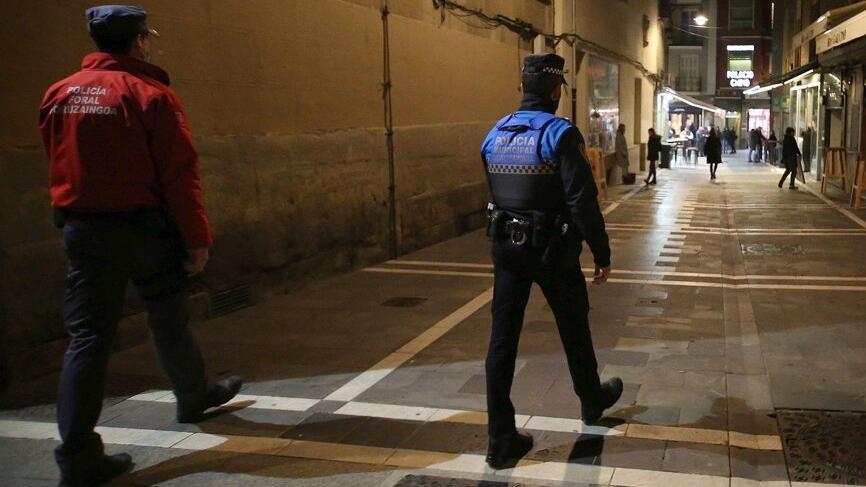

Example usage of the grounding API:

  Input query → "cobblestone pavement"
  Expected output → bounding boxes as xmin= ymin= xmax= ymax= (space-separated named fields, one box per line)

xmin=3 ymin=153 xmax=866 ymax=486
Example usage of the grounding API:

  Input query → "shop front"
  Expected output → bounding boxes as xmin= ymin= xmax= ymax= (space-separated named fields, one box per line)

xmin=817 ymin=12 xmax=866 ymax=187
xmin=745 ymin=63 xmax=824 ymax=177
xmin=656 ymin=87 xmax=726 ymax=139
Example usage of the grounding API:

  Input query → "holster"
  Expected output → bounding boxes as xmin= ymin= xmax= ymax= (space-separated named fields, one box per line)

xmin=487 ymin=203 xmax=572 ymax=262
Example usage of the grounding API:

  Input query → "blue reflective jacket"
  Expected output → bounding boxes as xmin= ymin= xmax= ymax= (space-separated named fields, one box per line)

xmin=481 ymin=110 xmax=574 ymax=210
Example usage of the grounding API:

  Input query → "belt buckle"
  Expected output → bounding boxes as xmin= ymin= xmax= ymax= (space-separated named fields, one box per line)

xmin=506 ymin=218 xmax=528 ymax=246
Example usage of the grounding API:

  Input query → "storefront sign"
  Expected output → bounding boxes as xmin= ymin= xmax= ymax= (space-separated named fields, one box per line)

xmin=817 ymin=10 xmax=866 ymax=54
xmin=727 ymin=70 xmax=754 ymax=88
xmin=793 ymin=16 xmax=829 ymax=48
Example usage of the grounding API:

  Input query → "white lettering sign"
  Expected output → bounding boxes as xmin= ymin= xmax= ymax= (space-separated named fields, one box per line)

xmin=817 ymin=10 xmax=866 ymax=54
xmin=726 ymin=70 xmax=755 ymax=80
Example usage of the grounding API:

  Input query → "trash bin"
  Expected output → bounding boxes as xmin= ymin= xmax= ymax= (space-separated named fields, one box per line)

xmin=660 ymin=144 xmax=672 ymax=169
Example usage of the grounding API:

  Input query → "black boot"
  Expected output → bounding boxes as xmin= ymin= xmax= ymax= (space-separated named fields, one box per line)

xmin=581 ymin=378 xmax=624 ymax=425
xmin=177 ymin=376 xmax=243 ymax=423
xmin=58 ymin=452 xmax=133 ymax=487
xmin=486 ymin=431 xmax=533 ymax=469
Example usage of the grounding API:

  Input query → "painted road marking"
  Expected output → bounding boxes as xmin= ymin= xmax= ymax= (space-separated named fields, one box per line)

xmin=364 ymin=267 xmax=866 ymax=291
xmin=383 ymin=259 xmax=866 ymax=282
xmin=125 ymin=392 xmax=319 ymax=412
xmin=323 ymin=288 xmax=494 ymax=402
xmin=120 ymin=392 xmax=781 ymax=450
xmin=762 ymin=162 xmax=866 ymax=230
xmin=0 ymin=419 xmax=807 ymax=486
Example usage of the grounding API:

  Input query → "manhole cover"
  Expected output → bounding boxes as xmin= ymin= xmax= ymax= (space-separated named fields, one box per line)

xmin=393 ymin=475 xmax=539 ymax=487
xmin=777 ymin=409 xmax=866 ymax=484
xmin=741 ymin=243 xmax=805 ymax=256
xmin=381 ymin=296 xmax=427 ymax=308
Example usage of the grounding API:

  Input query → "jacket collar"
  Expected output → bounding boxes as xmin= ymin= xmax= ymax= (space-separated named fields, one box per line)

xmin=519 ymin=92 xmax=558 ymax=113
xmin=81 ymin=52 xmax=171 ymax=86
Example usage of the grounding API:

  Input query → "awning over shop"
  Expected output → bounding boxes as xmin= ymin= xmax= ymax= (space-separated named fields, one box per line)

xmin=817 ymin=7 xmax=866 ymax=54
xmin=792 ymin=1 xmax=866 ymax=49
xmin=743 ymin=61 xmax=820 ymax=96
xmin=660 ymin=88 xmax=726 ymax=115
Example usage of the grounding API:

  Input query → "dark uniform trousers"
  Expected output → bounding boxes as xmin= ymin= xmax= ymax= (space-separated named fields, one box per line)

xmin=487 ymin=238 xmax=602 ymax=438
xmin=56 ymin=211 xmax=207 ymax=465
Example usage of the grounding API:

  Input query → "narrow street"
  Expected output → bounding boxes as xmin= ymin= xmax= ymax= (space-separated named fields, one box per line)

xmin=1 ymin=153 xmax=865 ymax=486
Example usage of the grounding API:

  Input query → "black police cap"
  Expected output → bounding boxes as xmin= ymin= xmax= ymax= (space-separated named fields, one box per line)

xmin=522 ymin=53 xmax=568 ymax=84
xmin=86 ymin=5 xmax=159 ymax=38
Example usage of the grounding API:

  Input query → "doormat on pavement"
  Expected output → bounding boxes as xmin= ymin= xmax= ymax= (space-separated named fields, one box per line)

xmin=381 ymin=296 xmax=428 ymax=307
xmin=393 ymin=475 xmax=543 ymax=487
xmin=777 ymin=409 xmax=866 ymax=484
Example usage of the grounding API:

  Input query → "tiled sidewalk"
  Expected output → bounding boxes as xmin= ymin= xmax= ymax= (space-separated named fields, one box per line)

xmin=2 ymin=153 xmax=866 ymax=486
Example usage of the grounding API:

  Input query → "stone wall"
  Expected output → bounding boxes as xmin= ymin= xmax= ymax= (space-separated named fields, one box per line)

xmin=0 ymin=0 xmax=548 ymax=383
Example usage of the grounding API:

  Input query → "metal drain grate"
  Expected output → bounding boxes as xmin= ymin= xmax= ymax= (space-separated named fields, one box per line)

xmin=381 ymin=296 xmax=427 ymax=308
xmin=777 ymin=409 xmax=866 ymax=484
xmin=393 ymin=474 xmax=540 ymax=487
xmin=741 ymin=243 xmax=805 ymax=256
xmin=210 ymin=284 xmax=253 ymax=317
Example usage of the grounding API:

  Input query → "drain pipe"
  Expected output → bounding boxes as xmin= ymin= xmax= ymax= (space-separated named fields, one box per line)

xmin=382 ymin=2 xmax=398 ymax=259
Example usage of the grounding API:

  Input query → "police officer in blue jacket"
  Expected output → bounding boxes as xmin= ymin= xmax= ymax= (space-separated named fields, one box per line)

xmin=481 ymin=53 xmax=623 ymax=469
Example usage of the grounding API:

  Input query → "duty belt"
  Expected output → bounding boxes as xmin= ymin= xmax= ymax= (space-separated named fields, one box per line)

xmin=503 ymin=217 xmax=530 ymax=246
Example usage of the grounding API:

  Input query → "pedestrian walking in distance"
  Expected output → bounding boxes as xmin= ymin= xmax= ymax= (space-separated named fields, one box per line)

xmin=646 ymin=128 xmax=661 ymax=185
xmin=779 ymin=127 xmax=801 ymax=190
xmin=480 ymin=53 xmax=623 ymax=469
xmin=615 ymin=123 xmax=630 ymax=181
xmin=39 ymin=6 xmax=241 ymax=485
xmin=706 ymin=127 xmax=722 ymax=180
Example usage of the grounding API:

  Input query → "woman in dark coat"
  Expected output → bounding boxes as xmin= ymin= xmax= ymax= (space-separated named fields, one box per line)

xmin=779 ymin=127 xmax=801 ymax=189
xmin=646 ymin=128 xmax=661 ymax=185
xmin=767 ymin=130 xmax=778 ymax=164
xmin=705 ymin=127 xmax=722 ymax=180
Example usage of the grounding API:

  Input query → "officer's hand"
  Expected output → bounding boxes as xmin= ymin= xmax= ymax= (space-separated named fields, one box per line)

xmin=593 ymin=265 xmax=611 ymax=284
xmin=184 ymin=247 xmax=209 ymax=275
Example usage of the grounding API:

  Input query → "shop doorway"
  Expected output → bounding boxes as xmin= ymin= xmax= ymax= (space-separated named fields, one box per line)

xmin=748 ymin=108 xmax=770 ymax=135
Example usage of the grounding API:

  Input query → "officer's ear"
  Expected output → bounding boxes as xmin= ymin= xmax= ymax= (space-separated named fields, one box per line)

xmin=550 ymin=83 xmax=563 ymax=102
xmin=129 ymin=33 xmax=151 ymax=61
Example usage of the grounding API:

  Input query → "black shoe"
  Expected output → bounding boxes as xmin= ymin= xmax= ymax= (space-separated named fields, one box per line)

xmin=581 ymin=378 xmax=624 ymax=425
xmin=778 ymin=181 xmax=783 ymax=188
xmin=486 ymin=431 xmax=533 ymax=469
xmin=177 ymin=376 xmax=243 ymax=423
xmin=59 ymin=453 xmax=133 ymax=487
xmin=789 ymin=185 xmax=798 ymax=190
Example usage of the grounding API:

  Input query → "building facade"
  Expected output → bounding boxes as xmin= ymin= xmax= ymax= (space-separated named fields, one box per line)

xmin=663 ymin=0 xmax=722 ymax=133
xmin=714 ymin=0 xmax=774 ymax=146
xmin=553 ymin=0 xmax=665 ymax=177
xmin=749 ymin=0 xmax=866 ymax=182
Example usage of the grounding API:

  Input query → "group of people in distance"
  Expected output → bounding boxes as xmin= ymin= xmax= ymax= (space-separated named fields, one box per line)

xmin=644 ymin=124 xmax=806 ymax=188
xmin=646 ymin=125 xmax=724 ymax=184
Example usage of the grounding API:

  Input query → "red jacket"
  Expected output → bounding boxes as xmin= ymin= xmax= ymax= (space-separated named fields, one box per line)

xmin=39 ymin=52 xmax=213 ymax=249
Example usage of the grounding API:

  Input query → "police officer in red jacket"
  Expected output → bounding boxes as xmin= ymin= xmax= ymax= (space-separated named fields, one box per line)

xmin=39 ymin=6 xmax=241 ymax=485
